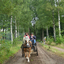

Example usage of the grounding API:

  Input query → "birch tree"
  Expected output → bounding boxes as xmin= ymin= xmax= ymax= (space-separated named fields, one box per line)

xmin=10 ymin=16 xmax=13 ymax=42
xmin=15 ymin=16 xmax=17 ymax=38
xmin=56 ymin=0 xmax=61 ymax=36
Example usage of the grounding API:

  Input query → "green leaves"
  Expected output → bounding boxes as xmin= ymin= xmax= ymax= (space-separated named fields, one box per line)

xmin=0 ymin=0 xmax=14 ymax=15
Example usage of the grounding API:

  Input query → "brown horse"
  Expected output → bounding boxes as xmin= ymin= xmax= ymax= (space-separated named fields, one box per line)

xmin=23 ymin=36 xmax=32 ymax=62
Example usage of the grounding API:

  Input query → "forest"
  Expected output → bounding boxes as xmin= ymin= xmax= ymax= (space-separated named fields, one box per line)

xmin=0 ymin=0 xmax=64 ymax=64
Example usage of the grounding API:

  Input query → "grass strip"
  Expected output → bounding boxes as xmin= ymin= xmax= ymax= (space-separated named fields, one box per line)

xmin=40 ymin=43 xmax=64 ymax=58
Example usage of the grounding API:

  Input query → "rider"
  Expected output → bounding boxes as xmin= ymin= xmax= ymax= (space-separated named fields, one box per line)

xmin=23 ymin=33 xmax=30 ymax=44
xmin=24 ymin=33 xmax=30 ymax=39
xmin=30 ymin=33 xmax=34 ymax=40
xmin=30 ymin=33 xmax=36 ymax=45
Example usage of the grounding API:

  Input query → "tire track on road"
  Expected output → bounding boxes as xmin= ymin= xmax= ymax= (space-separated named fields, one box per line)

xmin=38 ymin=45 xmax=56 ymax=64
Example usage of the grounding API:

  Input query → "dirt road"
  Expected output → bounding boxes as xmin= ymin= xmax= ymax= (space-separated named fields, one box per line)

xmin=4 ymin=43 xmax=64 ymax=64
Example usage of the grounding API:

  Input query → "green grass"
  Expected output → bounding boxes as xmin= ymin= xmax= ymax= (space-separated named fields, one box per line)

xmin=40 ymin=43 xmax=64 ymax=58
xmin=0 ymin=41 xmax=22 ymax=64
xmin=46 ymin=41 xmax=64 ymax=49
xmin=55 ymin=44 xmax=64 ymax=49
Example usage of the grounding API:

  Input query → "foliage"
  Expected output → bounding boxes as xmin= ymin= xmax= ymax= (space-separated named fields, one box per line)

xmin=37 ymin=39 xmax=41 ymax=42
xmin=56 ymin=36 xmax=64 ymax=44
xmin=0 ymin=0 xmax=64 ymax=63
xmin=46 ymin=37 xmax=54 ymax=45
xmin=46 ymin=36 xmax=64 ymax=45
xmin=0 ymin=40 xmax=22 ymax=64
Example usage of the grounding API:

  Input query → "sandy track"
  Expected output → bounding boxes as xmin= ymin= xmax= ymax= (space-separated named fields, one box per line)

xmin=4 ymin=43 xmax=64 ymax=64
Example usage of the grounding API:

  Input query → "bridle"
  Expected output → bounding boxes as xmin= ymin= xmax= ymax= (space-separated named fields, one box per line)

xmin=25 ymin=40 xmax=31 ymax=48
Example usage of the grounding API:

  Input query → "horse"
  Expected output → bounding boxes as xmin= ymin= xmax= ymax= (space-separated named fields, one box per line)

xmin=22 ymin=36 xmax=32 ymax=62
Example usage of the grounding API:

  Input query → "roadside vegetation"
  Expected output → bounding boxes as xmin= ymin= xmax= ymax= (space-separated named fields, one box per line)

xmin=45 ymin=36 xmax=64 ymax=49
xmin=40 ymin=43 xmax=64 ymax=58
xmin=37 ymin=35 xmax=64 ymax=49
xmin=0 ymin=38 xmax=22 ymax=64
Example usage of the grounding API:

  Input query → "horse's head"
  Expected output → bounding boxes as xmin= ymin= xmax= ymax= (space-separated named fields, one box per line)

xmin=25 ymin=36 xmax=30 ymax=46
xmin=25 ymin=40 xmax=29 ymax=46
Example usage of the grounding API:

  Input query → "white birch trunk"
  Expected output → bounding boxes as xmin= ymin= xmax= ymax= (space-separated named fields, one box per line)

xmin=58 ymin=11 xmax=61 ymax=36
xmin=15 ymin=16 xmax=17 ymax=38
xmin=58 ymin=0 xmax=61 ymax=36
xmin=53 ymin=23 xmax=56 ymax=41
xmin=10 ymin=16 xmax=13 ymax=42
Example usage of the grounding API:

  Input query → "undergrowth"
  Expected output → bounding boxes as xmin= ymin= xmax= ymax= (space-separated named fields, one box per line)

xmin=0 ymin=39 xmax=22 ymax=64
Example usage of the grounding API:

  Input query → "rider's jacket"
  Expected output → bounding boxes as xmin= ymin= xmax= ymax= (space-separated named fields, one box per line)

xmin=30 ymin=35 xmax=36 ymax=44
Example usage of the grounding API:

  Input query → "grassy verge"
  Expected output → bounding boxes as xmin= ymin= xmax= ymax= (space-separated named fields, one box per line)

xmin=0 ymin=41 xmax=22 ymax=64
xmin=40 ymin=43 xmax=64 ymax=58
xmin=46 ymin=41 xmax=64 ymax=49
xmin=55 ymin=44 xmax=64 ymax=49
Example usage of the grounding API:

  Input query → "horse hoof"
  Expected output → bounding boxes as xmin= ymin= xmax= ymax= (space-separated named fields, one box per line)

xmin=28 ymin=60 xmax=30 ymax=62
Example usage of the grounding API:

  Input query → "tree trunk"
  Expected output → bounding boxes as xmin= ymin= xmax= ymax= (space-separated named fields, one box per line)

xmin=3 ymin=27 xmax=5 ymax=39
xmin=46 ymin=27 xmax=49 ymax=40
xmin=18 ymin=21 xmax=20 ymax=37
xmin=58 ymin=11 xmax=61 ymax=36
xmin=18 ymin=25 xmax=19 ymax=37
xmin=42 ymin=28 xmax=44 ymax=41
xmin=10 ymin=16 xmax=13 ymax=43
xmin=15 ymin=16 xmax=17 ymax=38
xmin=58 ymin=0 xmax=61 ymax=36
xmin=34 ymin=25 xmax=36 ymax=36
xmin=5 ymin=29 xmax=6 ymax=39
xmin=52 ymin=10 xmax=56 ymax=41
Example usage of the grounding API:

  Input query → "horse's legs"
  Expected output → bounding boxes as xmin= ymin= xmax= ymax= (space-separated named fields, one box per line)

xmin=24 ymin=50 xmax=27 ymax=58
xmin=26 ymin=52 xmax=28 ymax=59
xmin=27 ymin=57 xmax=30 ymax=62
xmin=28 ymin=52 xmax=30 ymax=57
xmin=25 ymin=52 xmax=29 ymax=60
xmin=27 ymin=51 xmax=31 ymax=62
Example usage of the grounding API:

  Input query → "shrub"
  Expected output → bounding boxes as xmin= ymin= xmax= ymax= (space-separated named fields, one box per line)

xmin=37 ymin=39 xmax=41 ymax=42
xmin=0 ymin=41 xmax=12 ymax=53
xmin=56 ymin=36 xmax=64 ymax=44
xmin=0 ymin=39 xmax=22 ymax=64
xmin=47 ymin=37 xmax=54 ymax=45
